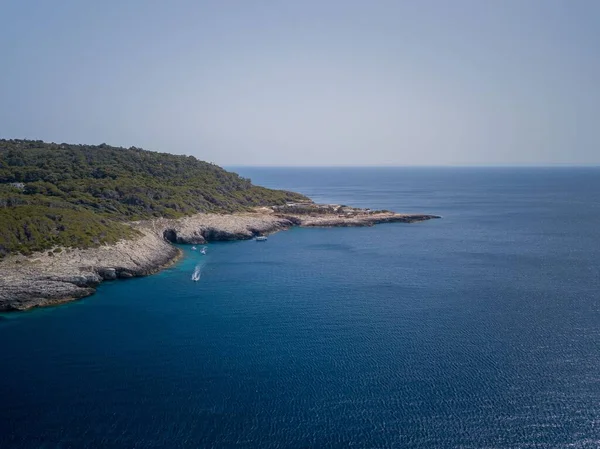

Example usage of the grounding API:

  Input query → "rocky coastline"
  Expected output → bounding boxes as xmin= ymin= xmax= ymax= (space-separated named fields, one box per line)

xmin=0 ymin=205 xmax=439 ymax=312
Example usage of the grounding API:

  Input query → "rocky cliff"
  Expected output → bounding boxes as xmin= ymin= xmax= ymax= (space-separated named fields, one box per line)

xmin=0 ymin=229 xmax=180 ymax=311
xmin=0 ymin=208 xmax=439 ymax=311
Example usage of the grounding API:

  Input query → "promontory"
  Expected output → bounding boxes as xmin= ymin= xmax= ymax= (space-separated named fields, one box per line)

xmin=0 ymin=139 xmax=439 ymax=311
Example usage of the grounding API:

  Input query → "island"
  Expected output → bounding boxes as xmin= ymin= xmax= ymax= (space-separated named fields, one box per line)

xmin=0 ymin=140 xmax=439 ymax=311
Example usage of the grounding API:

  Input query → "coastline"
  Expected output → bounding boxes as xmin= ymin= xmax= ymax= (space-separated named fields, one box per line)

xmin=0 ymin=206 xmax=439 ymax=312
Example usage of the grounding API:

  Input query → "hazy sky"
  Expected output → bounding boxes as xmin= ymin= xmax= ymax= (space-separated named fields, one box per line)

xmin=1 ymin=0 xmax=599 ymax=166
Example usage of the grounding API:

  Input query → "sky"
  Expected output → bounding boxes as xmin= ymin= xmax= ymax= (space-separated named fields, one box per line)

xmin=1 ymin=0 xmax=599 ymax=166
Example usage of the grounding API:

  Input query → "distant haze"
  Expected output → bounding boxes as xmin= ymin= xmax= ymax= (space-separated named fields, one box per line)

xmin=1 ymin=1 xmax=599 ymax=166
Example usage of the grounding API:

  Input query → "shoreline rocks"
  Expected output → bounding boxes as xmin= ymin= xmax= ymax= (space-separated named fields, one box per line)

xmin=0 ymin=229 xmax=182 ymax=312
xmin=0 ymin=207 xmax=439 ymax=312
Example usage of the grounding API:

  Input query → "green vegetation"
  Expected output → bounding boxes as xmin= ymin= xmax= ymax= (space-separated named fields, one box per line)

xmin=0 ymin=139 xmax=309 ymax=257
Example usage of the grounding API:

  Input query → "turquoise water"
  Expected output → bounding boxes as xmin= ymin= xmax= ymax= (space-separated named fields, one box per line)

xmin=1 ymin=168 xmax=600 ymax=448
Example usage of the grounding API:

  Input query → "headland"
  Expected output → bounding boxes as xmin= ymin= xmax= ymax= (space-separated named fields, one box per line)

xmin=0 ymin=204 xmax=439 ymax=311
xmin=0 ymin=139 xmax=439 ymax=311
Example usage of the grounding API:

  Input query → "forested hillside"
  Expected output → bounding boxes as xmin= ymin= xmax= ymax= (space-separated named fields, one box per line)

xmin=0 ymin=139 xmax=308 ymax=256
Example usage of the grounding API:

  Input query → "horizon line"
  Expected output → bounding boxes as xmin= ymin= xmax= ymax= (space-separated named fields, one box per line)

xmin=226 ymin=164 xmax=600 ymax=169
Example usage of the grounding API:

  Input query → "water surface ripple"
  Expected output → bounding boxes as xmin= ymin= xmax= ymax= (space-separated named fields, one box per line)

xmin=1 ymin=168 xmax=599 ymax=448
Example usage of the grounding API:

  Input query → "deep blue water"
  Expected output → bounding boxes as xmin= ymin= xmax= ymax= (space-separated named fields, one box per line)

xmin=1 ymin=167 xmax=600 ymax=448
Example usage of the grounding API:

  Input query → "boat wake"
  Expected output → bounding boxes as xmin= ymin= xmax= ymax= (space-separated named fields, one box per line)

xmin=191 ymin=264 xmax=202 ymax=282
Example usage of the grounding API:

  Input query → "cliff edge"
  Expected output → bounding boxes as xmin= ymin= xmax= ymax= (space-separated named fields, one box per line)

xmin=0 ymin=206 xmax=439 ymax=311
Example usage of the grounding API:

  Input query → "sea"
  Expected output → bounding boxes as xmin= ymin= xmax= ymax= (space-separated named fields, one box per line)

xmin=1 ymin=167 xmax=599 ymax=449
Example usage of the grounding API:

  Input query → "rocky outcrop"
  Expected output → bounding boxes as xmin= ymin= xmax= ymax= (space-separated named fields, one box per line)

xmin=0 ymin=207 xmax=439 ymax=311
xmin=150 ymin=213 xmax=295 ymax=244
xmin=148 ymin=210 xmax=440 ymax=242
xmin=0 ymin=228 xmax=181 ymax=311
xmin=277 ymin=212 xmax=440 ymax=227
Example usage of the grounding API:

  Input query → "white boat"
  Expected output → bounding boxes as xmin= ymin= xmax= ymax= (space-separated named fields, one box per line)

xmin=255 ymin=236 xmax=267 ymax=241
xmin=200 ymin=247 xmax=207 ymax=254
xmin=191 ymin=246 xmax=197 ymax=251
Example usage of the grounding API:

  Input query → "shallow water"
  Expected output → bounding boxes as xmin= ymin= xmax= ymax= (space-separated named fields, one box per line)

xmin=1 ymin=167 xmax=599 ymax=448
